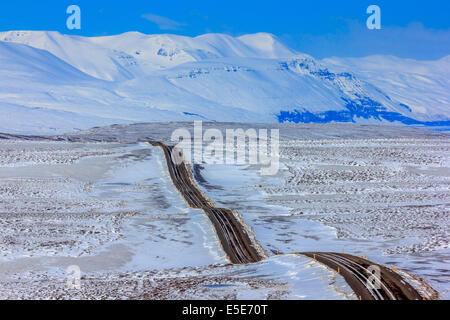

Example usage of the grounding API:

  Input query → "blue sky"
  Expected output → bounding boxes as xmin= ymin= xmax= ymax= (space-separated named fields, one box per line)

xmin=0 ymin=0 xmax=449 ymax=59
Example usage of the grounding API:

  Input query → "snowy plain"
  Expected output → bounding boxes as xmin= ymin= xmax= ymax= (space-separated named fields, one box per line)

xmin=194 ymin=137 xmax=450 ymax=299
xmin=1 ymin=123 xmax=448 ymax=299
xmin=0 ymin=136 xmax=356 ymax=300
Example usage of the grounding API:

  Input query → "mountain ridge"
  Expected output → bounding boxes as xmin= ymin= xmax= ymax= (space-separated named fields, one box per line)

xmin=0 ymin=30 xmax=448 ymax=134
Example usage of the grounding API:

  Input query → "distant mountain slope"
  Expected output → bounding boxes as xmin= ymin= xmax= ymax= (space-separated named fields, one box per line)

xmin=0 ymin=31 xmax=296 ymax=81
xmin=324 ymin=55 xmax=450 ymax=122
xmin=0 ymin=31 xmax=448 ymax=134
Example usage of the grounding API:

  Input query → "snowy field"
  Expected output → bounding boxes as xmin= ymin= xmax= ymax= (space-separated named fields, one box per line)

xmin=0 ymin=137 xmax=354 ymax=300
xmin=0 ymin=141 xmax=225 ymax=269
xmin=194 ymin=137 xmax=450 ymax=299
xmin=0 ymin=123 xmax=447 ymax=299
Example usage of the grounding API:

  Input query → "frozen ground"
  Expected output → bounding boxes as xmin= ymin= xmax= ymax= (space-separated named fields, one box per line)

xmin=0 ymin=123 xmax=447 ymax=299
xmin=0 ymin=255 xmax=354 ymax=300
xmin=194 ymin=137 xmax=450 ymax=299
xmin=0 ymin=137 xmax=354 ymax=300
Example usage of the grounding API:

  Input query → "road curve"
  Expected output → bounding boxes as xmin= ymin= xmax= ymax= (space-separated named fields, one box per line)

xmin=148 ymin=141 xmax=264 ymax=264
xmin=301 ymin=252 xmax=423 ymax=300
xmin=148 ymin=140 xmax=426 ymax=300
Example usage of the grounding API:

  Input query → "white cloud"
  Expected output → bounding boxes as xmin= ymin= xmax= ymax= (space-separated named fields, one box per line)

xmin=285 ymin=21 xmax=450 ymax=60
xmin=141 ymin=14 xmax=186 ymax=30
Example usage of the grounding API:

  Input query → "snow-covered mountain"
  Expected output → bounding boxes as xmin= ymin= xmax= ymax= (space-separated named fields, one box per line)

xmin=0 ymin=30 xmax=448 ymax=134
xmin=324 ymin=55 xmax=450 ymax=122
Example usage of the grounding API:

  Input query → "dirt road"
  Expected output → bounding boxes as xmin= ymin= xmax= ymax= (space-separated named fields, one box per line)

xmin=149 ymin=140 xmax=426 ymax=300
xmin=149 ymin=141 xmax=263 ymax=263
xmin=301 ymin=252 xmax=422 ymax=300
